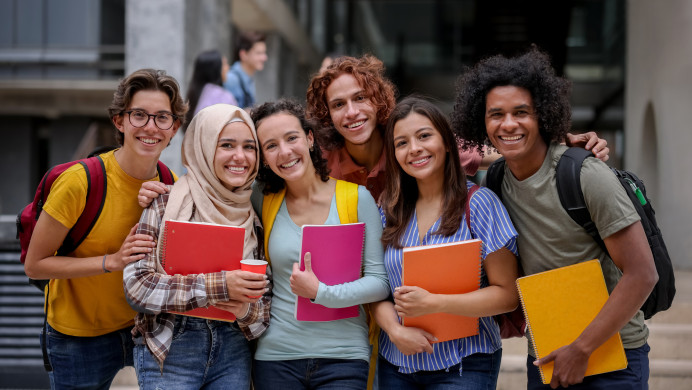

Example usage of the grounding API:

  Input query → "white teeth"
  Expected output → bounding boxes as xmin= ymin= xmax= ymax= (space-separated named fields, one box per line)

xmin=227 ymin=166 xmax=246 ymax=172
xmin=411 ymin=157 xmax=430 ymax=164
xmin=140 ymin=138 xmax=159 ymax=144
xmin=346 ymin=120 xmax=365 ymax=129
xmin=502 ymin=135 xmax=523 ymax=141
xmin=281 ymin=159 xmax=299 ymax=168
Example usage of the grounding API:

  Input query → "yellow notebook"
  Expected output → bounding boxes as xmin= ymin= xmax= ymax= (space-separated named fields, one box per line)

xmin=516 ymin=259 xmax=627 ymax=384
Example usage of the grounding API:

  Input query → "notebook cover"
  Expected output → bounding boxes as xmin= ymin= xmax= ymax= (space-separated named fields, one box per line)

xmin=516 ymin=259 xmax=628 ymax=384
xmin=161 ymin=219 xmax=245 ymax=322
xmin=402 ymin=239 xmax=482 ymax=342
xmin=295 ymin=222 xmax=365 ymax=321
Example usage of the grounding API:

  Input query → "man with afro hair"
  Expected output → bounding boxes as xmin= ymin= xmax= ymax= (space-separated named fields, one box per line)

xmin=452 ymin=47 xmax=656 ymax=389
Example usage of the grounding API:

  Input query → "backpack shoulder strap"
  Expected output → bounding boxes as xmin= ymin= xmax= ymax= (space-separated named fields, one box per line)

xmin=59 ymin=156 xmax=107 ymax=255
xmin=231 ymin=68 xmax=253 ymax=107
xmin=335 ymin=180 xmax=359 ymax=224
xmin=261 ymin=188 xmax=287 ymax=265
xmin=464 ymin=184 xmax=480 ymax=236
xmin=483 ymin=157 xmax=506 ymax=201
xmin=156 ymin=160 xmax=175 ymax=185
xmin=555 ymin=147 xmax=603 ymax=245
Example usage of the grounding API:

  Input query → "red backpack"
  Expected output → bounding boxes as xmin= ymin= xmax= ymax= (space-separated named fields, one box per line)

xmin=16 ymin=155 xmax=175 ymax=289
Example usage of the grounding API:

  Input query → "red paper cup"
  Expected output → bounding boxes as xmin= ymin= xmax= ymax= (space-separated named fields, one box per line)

xmin=240 ymin=259 xmax=268 ymax=274
xmin=240 ymin=259 xmax=268 ymax=298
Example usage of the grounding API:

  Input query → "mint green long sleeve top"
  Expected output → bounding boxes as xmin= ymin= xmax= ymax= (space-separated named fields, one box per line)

xmin=251 ymin=184 xmax=389 ymax=362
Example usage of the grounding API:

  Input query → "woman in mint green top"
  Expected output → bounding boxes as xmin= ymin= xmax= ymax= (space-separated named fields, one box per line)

xmin=249 ymin=99 xmax=389 ymax=390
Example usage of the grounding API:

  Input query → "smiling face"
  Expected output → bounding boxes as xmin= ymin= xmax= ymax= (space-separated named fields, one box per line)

xmin=393 ymin=112 xmax=447 ymax=184
xmin=485 ymin=85 xmax=547 ymax=178
xmin=240 ymin=41 xmax=268 ymax=73
xmin=113 ymin=90 xmax=180 ymax=159
xmin=213 ymin=122 xmax=257 ymax=190
xmin=256 ymin=112 xmax=315 ymax=183
xmin=326 ymin=73 xmax=379 ymax=147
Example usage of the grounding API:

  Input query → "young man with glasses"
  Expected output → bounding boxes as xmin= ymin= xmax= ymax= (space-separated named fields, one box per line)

xmin=24 ymin=69 xmax=187 ymax=389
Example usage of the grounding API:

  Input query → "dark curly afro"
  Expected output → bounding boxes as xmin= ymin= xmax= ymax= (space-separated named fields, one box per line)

xmin=450 ymin=47 xmax=572 ymax=156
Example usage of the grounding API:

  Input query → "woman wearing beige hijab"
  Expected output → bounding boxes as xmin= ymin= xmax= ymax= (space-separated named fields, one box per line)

xmin=124 ymin=104 xmax=271 ymax=389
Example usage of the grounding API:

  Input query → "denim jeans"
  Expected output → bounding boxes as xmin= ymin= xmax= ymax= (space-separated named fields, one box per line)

xmin=43 ymin=323 xmax=134 ymax=390
xmin=134 ymin=316 xmax=251 ymax=390
xmin=377 ymin=349 xmax=502 ymax=390
xmin=252 ymin=358 xmax=369 ymax=390
xmin=526 ymin=343 xmax=650 ymax=390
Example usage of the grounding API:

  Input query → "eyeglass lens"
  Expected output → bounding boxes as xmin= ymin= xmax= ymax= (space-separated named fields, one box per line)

xmin=127 ymin=110 xmax=175 ymax=130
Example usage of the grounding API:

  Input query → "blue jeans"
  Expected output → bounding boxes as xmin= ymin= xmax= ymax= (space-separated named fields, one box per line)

xmin=43 ymin=323 xmax=134 ymax=390
xmin=253 ymin=358 xmax=369 ymax=390
xmin=377 ymin=349 xmax=502 ymax=390
xmin=526 ymin=343 xmax=650 ymax=390
xmin=134 ymin=316 xmax=251 ymax=390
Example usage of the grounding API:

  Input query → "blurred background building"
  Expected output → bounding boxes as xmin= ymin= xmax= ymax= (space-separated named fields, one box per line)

xmin=0 ymin=0 xmax=690 ymax=388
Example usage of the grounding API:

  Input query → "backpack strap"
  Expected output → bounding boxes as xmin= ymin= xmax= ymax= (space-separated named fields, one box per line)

xmin=58 ymin=156 xmax=107 ymax=256
xmin=231 ymin=68 xmax=254 ymax=107
xmin=555 ymin=147 xmax=604 ymax=248
xmin=464 ymin=184 xmax=480 ymax=235
xmin=483 ymin=157 xmax=506 ymax=201
xmin=156 ymin=160 xmax=175 ymax=185
xmin=335 ymin=180 xmax=359 ymax=224
xmin=261 ymin=188 xmax=287 ymax=265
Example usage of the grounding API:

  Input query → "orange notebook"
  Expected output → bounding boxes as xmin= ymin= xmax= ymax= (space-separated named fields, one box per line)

xmin=516 ymin=259 xmax=627 ymax=384
xmin=160 ymin=219 xmax=245 ymax=322
xmin=402 ymin=239 xmax=482 ymax=343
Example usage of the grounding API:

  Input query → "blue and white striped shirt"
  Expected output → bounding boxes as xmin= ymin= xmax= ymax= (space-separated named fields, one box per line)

xmin=378 ymin=181 xmax=518 ymax=374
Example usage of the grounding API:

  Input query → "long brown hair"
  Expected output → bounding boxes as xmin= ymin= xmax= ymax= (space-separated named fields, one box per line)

xmin=381 ymin=96 xmax=468 ymax=249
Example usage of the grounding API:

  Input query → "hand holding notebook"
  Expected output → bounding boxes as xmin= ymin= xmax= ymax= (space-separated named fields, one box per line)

xmin=401 ymin=239 xmax=482 ymax=343
xmin=294 ymin=222 xmax=366 ymax=322
xmin=517 ymin=260 xmax=627 ymax=385
xmin=290 ymin=252 xmax=320 ymax=300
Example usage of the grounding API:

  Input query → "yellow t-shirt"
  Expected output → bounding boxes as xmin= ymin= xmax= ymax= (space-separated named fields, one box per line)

xmin=42 ymin=150 xmax=175 ymax=337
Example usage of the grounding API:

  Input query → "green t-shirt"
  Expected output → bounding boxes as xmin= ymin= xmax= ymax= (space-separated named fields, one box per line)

xmin=500 ymin=143 xmax=647 ymax=353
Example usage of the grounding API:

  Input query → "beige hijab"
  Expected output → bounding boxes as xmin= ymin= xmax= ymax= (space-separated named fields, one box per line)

xmin=160 ymin=104 xmax=259 ymax=260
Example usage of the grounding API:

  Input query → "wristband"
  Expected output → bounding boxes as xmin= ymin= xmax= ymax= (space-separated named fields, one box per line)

xmin=102 ymin=254 xmax=111 ymax=273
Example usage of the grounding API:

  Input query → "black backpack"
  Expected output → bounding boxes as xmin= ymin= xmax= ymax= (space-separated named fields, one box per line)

xmin=484 ymin=147 xmax=675 ymax=319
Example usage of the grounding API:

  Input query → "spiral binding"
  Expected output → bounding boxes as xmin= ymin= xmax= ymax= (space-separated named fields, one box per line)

xmin=159 ymin=220 xmax=170 ymax=270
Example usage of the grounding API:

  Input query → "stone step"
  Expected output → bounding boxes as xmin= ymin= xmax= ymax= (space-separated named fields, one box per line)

xmin=500 ymin=353 xmax=692 ymax=389
xmin=647 ymin=323 xmax=692 ymax=360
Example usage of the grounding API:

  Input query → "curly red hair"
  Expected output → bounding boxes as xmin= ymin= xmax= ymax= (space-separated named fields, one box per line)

xmin=305 ymin=54 xmax=397 ymax=149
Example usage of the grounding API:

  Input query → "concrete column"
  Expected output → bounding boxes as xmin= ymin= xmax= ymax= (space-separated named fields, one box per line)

xmin=626 ymin=0 xmax=692 ymax=269
xmin=125 ymin=0 xmax=231 ymax=95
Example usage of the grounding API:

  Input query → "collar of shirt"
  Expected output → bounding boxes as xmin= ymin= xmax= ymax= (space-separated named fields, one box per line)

xmin=324 ymin=146 xmax=386 ymax=181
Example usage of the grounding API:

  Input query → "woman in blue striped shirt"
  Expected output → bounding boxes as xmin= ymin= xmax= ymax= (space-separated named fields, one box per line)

xmin=373 ymin=96 xmax=520 ymax=389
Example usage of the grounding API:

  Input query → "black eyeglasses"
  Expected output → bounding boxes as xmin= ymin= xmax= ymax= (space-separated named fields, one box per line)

xmin=123 ymin=109 xmax=178 ymax=130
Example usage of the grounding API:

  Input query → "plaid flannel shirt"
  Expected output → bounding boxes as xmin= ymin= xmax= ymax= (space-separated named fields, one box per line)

xmin=124 ymin=192 xmax=271 ymax=368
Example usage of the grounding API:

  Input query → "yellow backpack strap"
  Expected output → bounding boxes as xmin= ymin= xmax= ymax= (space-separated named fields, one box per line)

xmin=334 ymin=179 xmax=359 ymax=224
xmin=334 ymin=180 xmax=379 ymax=390
xmin=261 ymin=188 xmax=286 ymax=265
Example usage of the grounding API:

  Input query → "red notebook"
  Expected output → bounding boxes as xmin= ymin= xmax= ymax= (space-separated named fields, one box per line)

xmin=160 ymin=219 xmax=245 ymax=322
xmin=402 ymin=239 xmax=482 ymax=342
xmin=295 ymin=223 xmax=366 ymax=321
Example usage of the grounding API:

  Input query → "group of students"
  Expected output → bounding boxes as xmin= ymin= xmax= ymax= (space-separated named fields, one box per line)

xmin=24 ymin=46 xmax=656 ymax=390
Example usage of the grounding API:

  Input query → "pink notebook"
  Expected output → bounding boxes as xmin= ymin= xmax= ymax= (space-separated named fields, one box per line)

xmin=295 ymin=223 xmax=366 ymax=321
